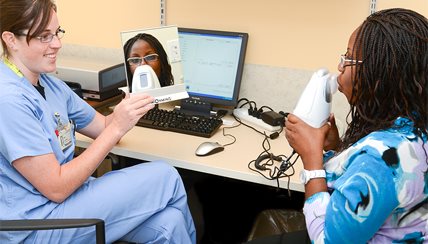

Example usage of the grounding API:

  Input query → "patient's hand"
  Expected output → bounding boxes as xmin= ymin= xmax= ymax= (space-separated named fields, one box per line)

xmin=323 ymin=114 xmax=340 ymax=151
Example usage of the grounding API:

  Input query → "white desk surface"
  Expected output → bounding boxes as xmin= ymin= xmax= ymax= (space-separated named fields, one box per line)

xmin=76 ymin=117 xmax=305 ymax=192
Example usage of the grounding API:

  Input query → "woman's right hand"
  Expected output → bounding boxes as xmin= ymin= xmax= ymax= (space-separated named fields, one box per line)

xmin=110 ymin=93 xmax=155 ymax=135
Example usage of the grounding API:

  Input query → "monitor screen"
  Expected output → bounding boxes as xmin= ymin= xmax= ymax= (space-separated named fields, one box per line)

xmin=178 ymin=28 xmax=248 ymax=109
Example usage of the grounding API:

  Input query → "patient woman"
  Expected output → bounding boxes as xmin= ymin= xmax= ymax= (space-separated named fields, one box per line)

xmin=123 ymin=33 xmax=174 ymax=92
xmin=250 ymin=8 xmax=428 ymax=244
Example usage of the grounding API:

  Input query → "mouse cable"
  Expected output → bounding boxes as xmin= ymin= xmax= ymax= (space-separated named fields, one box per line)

xmin=221 ymin=121 xmax=241 ymax=147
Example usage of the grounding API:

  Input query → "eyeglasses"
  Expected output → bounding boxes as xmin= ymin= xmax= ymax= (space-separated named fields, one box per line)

xmin=339 ymin=54 xmax=362 ymax=69
xmin=16 ymin=27 xmax=65 ymax=43
xmin=127 ymin=54 xmax=159 ymax=66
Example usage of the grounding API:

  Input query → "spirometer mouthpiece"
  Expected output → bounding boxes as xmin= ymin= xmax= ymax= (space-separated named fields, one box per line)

xmin=132 ymin=65 xmax=161 ymax=93
xmin=293 ymin=68 xmax=338 ymax=128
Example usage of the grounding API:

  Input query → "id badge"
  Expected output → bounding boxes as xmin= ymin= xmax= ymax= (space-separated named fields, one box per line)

xmin=55 ymin=112 xmax=73 ymax=151
xmin=58 ymin=122 xmax=72 ymax=151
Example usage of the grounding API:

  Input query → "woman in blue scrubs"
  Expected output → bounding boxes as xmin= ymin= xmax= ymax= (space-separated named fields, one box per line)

xmin=0 ymin=0 xmax=196 ymax=243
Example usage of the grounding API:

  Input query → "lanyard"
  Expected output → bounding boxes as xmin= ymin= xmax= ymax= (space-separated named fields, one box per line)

xmin=3 ymin=57 xmax=46 ymax=99
xmin=3 ymin=57 xmax=24 ymax=78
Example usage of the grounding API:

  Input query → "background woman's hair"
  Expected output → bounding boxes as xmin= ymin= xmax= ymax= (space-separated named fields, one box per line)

xmin=340 ymin=8 xmax=428 ymax=150
xmin=123 ymin=33 xmax=174 ymax=91
xmin=0 ymin=0 xmax=57 ymax=56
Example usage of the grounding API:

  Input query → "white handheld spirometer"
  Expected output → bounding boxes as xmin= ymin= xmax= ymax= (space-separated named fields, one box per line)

xmin=132 ymin=65 xmax=161 ymax=93
xmin=293 ymin=68 xmax=338 ymax=128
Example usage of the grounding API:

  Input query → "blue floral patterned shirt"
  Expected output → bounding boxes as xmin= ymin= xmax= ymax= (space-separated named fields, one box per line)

xmin=304 ymin=117 xmax=428 ymax=243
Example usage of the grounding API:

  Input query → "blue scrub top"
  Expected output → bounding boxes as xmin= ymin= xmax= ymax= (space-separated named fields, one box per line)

xmin=0 ymin=61 xmax=95 ymax=221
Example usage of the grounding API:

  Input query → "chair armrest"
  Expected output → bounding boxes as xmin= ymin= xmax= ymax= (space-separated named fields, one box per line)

xmin=0 ymin=219 xmax=105 ymax=244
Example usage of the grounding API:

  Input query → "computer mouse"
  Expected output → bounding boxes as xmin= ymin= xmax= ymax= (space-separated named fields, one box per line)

xmin=195 ymin=142 xmax=225 ymax=156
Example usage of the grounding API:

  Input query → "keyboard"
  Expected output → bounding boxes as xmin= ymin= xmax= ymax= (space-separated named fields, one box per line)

xmin=136 ymin=108 xmax=223 ymax=138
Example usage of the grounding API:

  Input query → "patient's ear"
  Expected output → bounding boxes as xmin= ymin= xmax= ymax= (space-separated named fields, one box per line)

xmin=1 ymin=31 xmax=19 ymax=51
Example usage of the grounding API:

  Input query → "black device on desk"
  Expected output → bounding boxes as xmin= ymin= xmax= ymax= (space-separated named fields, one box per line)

xmin=137 ymin=27 xmax=249 ymax=137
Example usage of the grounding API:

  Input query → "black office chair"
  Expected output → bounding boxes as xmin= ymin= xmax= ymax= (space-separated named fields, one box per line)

xmin=0 ymin=218 xmax=105 ymax=244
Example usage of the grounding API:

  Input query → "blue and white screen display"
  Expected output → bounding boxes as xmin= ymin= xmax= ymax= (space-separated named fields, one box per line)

xmin=179 ymin=32 xmax=243 ymax=101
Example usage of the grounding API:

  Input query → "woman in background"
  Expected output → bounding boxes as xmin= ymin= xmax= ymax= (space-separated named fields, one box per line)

xmin=0 ymin=0 xmax=195 ymax=243
xmin=124 ymin=33 xmax=174 ymax=92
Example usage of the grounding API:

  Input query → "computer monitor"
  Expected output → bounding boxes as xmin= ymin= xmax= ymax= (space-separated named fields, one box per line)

xmin=177 ymin=27 xmax=248 ymax=116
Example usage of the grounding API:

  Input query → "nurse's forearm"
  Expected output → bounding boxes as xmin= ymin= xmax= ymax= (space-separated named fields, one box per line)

xmin=105 ymin=113 xmax=113 ymax=128
xmin=12 ymin=124 xmax=122 ymax=203
xmin=26 ymin=125 xmax=121 ymax=203
xmin=58 ymin=125 xmax=123 ymax=198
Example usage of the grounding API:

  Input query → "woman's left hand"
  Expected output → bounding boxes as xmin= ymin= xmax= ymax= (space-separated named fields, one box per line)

xmin=110 ymin=93 xmax=155 ymax=135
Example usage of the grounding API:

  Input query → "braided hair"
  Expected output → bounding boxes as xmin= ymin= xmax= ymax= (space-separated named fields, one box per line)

xmin=123 ymin=33 xmax=174 ymax=90
xmin=340 ymin=8 xmax=428 ymax=151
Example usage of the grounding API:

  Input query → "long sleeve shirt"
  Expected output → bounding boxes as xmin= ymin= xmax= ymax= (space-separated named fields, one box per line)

xmin=304 ymin=117 xmax=428 ymax=243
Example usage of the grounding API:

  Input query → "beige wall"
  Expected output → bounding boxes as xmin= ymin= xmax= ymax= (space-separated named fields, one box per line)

xmin=57 ymin=0 xmax=427 ymax=72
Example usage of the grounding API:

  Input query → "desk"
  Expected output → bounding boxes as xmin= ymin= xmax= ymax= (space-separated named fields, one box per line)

xmin=76 ymin=117 xmax=305 ymax=192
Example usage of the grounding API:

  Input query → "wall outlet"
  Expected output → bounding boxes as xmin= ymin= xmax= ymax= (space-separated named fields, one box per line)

xmin=167 ymin=39 xmax=181 ymax=63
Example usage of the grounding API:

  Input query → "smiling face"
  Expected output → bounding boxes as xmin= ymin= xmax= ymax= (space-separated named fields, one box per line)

xmin=128 ymin=39 xmax=161 ymax=78
xmin=7 ymin=9 xmax=62 ymax=84
xmin=9 ymin=10 xmax=61 ymax=84
xmin=337 ymin=28 xmax=359 ymax=104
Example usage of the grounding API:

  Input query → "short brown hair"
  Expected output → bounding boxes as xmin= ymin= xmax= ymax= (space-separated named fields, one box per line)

xmin=0 ymin=0 xmax=57 ymax=56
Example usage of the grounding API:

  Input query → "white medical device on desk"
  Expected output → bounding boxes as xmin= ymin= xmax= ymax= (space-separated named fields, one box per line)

xmin=293 ymin=68 xmax=338 ymax=128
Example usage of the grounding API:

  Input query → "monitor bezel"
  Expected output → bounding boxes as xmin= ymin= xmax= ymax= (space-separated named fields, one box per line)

xmin=178 ymin=27 xmax=249 ymax=108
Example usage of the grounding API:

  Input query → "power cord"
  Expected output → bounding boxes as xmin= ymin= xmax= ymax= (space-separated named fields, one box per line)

xmin=234 ymin=98 xmax=287 ymax=139
xmin=235 ymin=98 xmax=298 ymax=193
xmin=236 ymin=98 xmax=257 ymax=116
xmin=247 ymin=132 xmax=299 ymax=196
xmin=232 ymin=113 xmax=281 ymax=140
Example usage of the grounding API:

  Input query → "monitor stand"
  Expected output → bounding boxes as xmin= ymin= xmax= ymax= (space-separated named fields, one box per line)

xmin=174 ymin=98 xmax=214 ymax=117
